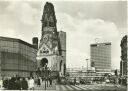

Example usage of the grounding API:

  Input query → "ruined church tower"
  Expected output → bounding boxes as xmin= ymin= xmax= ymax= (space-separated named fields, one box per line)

xmin=37 ymin=2 xmax=63 ymax=75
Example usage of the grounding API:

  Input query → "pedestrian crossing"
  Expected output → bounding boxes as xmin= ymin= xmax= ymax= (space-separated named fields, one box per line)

xmin=56 ymin=84 xmax=118 ymax=91
xmin=56 ymin=85 xmax=93 ymax=91
xmin=35 ymin=84 xmax=125 ymax=91
xmin=71 ymin=85 xmax=83 ymax=90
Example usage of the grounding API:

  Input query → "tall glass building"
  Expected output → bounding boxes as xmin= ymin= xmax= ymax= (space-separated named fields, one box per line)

xmin=0 ymin=36 xmax=37 ymax=77
xmin=90 ymin=42 xmax=111 ymax=73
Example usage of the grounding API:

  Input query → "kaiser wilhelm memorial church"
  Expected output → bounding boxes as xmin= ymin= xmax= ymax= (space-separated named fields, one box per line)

xmin=36 ymin=2 xmax=66 ymax=77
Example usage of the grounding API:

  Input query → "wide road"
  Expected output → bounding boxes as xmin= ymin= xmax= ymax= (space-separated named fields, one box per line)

xmin=56 ymin=84 xmax=126 ymax=91
xmin=35 ymin=84 xmax=126 ymax=91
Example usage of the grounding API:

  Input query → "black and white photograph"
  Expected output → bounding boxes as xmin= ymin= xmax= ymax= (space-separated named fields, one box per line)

xmin=0 ymin=0 xmax=127 ymax=91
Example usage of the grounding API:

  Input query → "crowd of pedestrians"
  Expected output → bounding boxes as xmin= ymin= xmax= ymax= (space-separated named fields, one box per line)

xmin=0 ymin=76 xmax=54 ymax=90
xmin=0 ymin=77 xmax=34 ymax=90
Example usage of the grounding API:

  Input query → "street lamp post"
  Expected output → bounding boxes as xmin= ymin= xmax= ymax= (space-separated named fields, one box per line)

xmin=86 ymin=59 xmax=89 ymax=72
xmin=36 ymin=63 xmax=51 ymax=90
xmin=86 ymin=58 xmax=89 ymax=81
xmin=44 ymin=64 xmax=48 ymax=90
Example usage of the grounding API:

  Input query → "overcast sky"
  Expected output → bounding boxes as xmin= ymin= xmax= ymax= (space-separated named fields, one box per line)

xmin=0 ymin=0 xmax=127 ymax=69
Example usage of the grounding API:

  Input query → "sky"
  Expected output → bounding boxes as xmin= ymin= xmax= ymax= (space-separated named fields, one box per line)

xmin=0 ymin=0 xmax=127 ymax=69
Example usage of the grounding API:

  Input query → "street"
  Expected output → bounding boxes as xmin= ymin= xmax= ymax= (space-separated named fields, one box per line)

xmin=34 ymin=83 xmax=126 ymax=91
xmin=0 ymin=1 xmax=127 ymax=91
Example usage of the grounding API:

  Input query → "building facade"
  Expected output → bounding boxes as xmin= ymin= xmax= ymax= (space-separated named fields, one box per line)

xmin=58 ymin=31 xmax=66 ymax=75
xmin=37 ymin=2 xmax=66 ymax=77
xmin=66 ymin=68 xmax=104 ymax=82
xmin=90 ymin=42 xmax=111 ymax=73
xmin=0 ymin=37 xmax=37 ymax=77
xmin=120 ymin=35 xmax=127 ymax=77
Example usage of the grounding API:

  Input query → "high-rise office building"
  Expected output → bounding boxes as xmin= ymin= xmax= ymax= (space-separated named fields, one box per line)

xmin=90 ymin=42 xmax=111 ymax=73
xmin=120 ymin=35 xmax=127 ymax=77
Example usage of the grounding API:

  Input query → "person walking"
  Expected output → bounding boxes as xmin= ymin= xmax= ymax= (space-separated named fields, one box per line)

xmin=28 ymin=77 xmax=35 ymax=90
xmin=8 ymin=77 xmax=17 ymax=90
xmin=15 ymin=77 xmax=22 ymax=90
xmin=21 ymin=77 xmax=28 ymax=90
xmin=37 ymin=77 xmax=41 ymax=87
xmin=34 ymin=77 xmax=38 ymax=86
xmin=49 ymin=78 xmax=52 ymax=87
xmin=3 ymin=77 xmax=9 ymax=89
xmin=0 ymin=77 xmax=3 ymax=90
xmin=74 ymin=77 xmax=76 ymax=86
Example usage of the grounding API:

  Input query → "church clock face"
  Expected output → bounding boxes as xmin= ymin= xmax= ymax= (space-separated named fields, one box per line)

xmin=43 ymin=34 xmax=49 ymax=43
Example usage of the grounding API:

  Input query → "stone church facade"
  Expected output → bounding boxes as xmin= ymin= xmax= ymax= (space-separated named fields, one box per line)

xmin=36 ymin=2 xmax=66 ymax=77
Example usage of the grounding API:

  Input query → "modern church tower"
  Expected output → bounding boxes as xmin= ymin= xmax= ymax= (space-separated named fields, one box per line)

xmin=37 ymin=2 xmax=66 ymax=77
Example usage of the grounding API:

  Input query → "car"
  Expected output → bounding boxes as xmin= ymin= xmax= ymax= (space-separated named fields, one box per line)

xmin=85 ymin=81 xmax=91 ymax=85
xmin=59 ymin=77 xmax=67 ymax=85
xmin=106 ymin=79 xmax=110 ymax=83
xmin=76 ymin=80 xmax=80 ymax=85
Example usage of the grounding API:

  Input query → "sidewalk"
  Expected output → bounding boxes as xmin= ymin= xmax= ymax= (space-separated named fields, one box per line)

xmin=34 ymin=81 xmax=56 ymax=90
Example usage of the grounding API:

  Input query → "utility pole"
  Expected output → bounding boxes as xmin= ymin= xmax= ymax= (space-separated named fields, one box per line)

xmin=86 ymin=59 xmax=89 ymax=72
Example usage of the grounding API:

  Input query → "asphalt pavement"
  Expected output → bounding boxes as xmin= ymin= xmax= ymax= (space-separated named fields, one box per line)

xmin=34 ymin=82 xmax=126 ymax=91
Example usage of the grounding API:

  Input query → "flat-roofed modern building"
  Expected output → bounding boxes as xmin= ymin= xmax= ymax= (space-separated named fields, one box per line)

xmin=90 ymin=42 xmax=111 ymax=73
xmin=66 ymin=68 xmax=104 ymax=81
xmin=0 ymin=36 xmax=37 ymax=77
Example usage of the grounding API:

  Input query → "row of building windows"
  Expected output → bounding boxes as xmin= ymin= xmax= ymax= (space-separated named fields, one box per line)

xmin=91 ymin=54 xmax=110 ymax=57
xmin=0 ymin=41 xmax=18 ymax=47
xmin=68 ymin=72 xmax=105 ymax=77
xmin=91 ymin=50 xmax=111 ymax=54
xmin=1 ymin=63 xmax=36 ymax=71
xmin=1 ymin=51 xmax=36 ymax=61
xmin=91 ymin=56 xmax=111 ymax=59
xmin=0 ymin=38 xmax=37 ymax=77
xmin=1 ymin=71 xmax=32 ymax=77
xmin=91 ymin=51 xmax=110 ymax=54
xmin=95 ymin=65 xmax=110 ymax=69
xmin=0 ymin=46 xmax=37 ymax=57
xmin=0 ymin=40 xmax=36 ymax=53
xmin=0 ymin=40 xmax=34 ymax=49
xmin=94 ymin=60 xmax=111 ymax=64
xmin=1 ymin=51 xmax=37 ymax=71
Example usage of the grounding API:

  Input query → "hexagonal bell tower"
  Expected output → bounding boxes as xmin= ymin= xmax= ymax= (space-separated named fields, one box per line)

xmin=36 ymin=2 xmax=61 ymax=77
